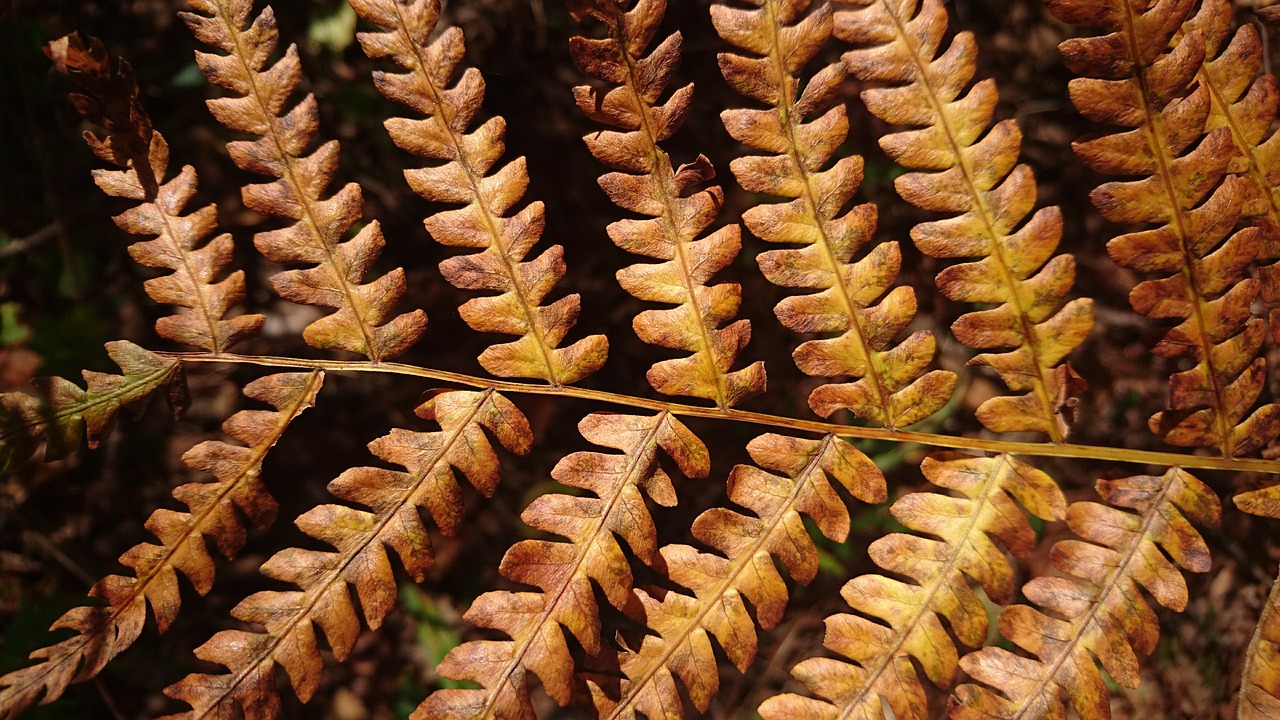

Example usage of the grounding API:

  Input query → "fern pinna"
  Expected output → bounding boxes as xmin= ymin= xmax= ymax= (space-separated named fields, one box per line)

xmin=3 ymin=0 xmax=1280 ymax=718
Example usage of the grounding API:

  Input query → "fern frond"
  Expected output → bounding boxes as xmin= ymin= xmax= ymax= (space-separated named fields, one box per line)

xmin=46 ymin=33 xmax=263 ymax=354
xmin=952 ymin=467 xmax=1220 ymax=719
xmin=0 ymin=371 xmax=321 ymax=718
xmin=0 ymin=341 xmax=187 ymax=469
xmin=348 ymin=0 xmax=608 ymax=385
xmin=1239 ymin=566 xmax=1280 ymax=719
xmin=417 ymin=411 xmax=708 ymax=720
xmin=712 ymin=0 xmax=955 ymax=429
xmin=159 ymin=389 xmax=531 ymax=718
xmin=581 ymin=433 xmax=885 ymax=719
xmin=1046 ymin=0 xmax=1280 ymax=455
xmin=569 ymin=0 xmax=768 ymax=408
xmin=179 ymin=0 xmax=427 ymax=362
xmin=759 ymin=453 xmax=1065 ymax=720
xmin=834 ymin=0 xmax=1094 ymax=441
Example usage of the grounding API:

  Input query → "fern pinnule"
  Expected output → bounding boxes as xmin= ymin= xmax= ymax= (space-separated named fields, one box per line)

xmin=416 ymin=411 xmax=707 ymax=720
xmin=45 ymin=33 xmax=263 ymax=354
xmin=569 ymin=0 xmax=767 ymax=408
xmin=179 ymin=0 xmax=427 ymax=362
xmin=711 ymin=0 xmax=955 ymax=430
xmin=758 ymin=453 xmax=1066 ymax=720
xmin=0 ymin=371 xmax=321 ymax=718
xmin=581 ymin=433 xmax=885 ymax=719
xmin=1240 ymin=569 xmax=1280 ymax=719
xmin=348 ymin=0 xmax=609 ymax=385
xmin=952 ymin=468 xmax=1219 ymax=720
xmin=834 ymin=0 xmax=1093 ymax=441
xmin=160 ymin=389 xmax=531 ymax=718
xmin=0 ymin=341 xmax=187 ymax=470
xmin=1047 ymin=0 xmax=1280 ymax=456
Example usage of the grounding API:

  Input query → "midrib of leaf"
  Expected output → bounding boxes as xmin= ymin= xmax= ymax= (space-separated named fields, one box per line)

xmin=605 ymin=433 xmax=837 ymax=719
xmin=1117 ymin=0 xmax=1236 ymax=456
xmin=164 ymin=350 xmax=1280 ymax=474
xmin=614 ymin=14 xmax=735 ymax=409
xmin=0 ymin=361 xmax=179 ymax=444
xmin=0 ymin=370 xmax=322 ymax=703
xmin=209 ymin=0 xmax=382 ymax=361
xmin=832 ymin=453 xmax=1015 ymax=720
xmin=477 ymin=412 xmax=669 ymax=719
xmin=760 ymin=0 xmax=897 ymax=425
xmin=386 ymin=1 xmax=565 ymax=386
xmin=187 ymin=388 xmax=492 ymax=720
xmin=1002 ymin=475 xmax=1176 ymax=720
xmin=876 ymin=0 xmax=1065 ymax=443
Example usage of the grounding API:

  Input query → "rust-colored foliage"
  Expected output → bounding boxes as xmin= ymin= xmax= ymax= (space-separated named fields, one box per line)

xmin=760 ymin=453 xmax=1065 ymax=720
xmin=569 ymin=0 xmax=767 ymax=407
xmin=0 ymin=341 xmax=187 ymax=469
xmin=835 ymin=0 xmax=1093 ymax=441
xmin=952 ymin=468 xmax=1220 ymax=719
xmin=418 ymin=412 xmax=708 ymax=720
xmin=1047 ymin=0 xmax=1280 ymax=455
xmin=1240 ymin=571 xmax=1280 ymax=719
xmin=161 ymin=390 xmax=531 ymax=718
xmin=0 ymin=371 xmax=321 ymax=718
xmin=581 ymin=433 xmax=885 ymax=719
xmin=179 ymin=0 xmax=426 ymax=361
xmin=349 ymin=0 xmax=608 ymax=385
xmin=46 ymin=33 xmax=263 ymax=354
xmin=712 ymin=0 xmax=955 ymax=429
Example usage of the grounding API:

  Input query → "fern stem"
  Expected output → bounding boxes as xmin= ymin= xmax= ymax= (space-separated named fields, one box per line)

xmin=160 ymin=351 xmax=1280 ymax=474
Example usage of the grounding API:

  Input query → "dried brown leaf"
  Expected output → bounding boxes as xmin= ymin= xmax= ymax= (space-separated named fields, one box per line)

xmin=45 ymin=33 xmax=263 ymax=353
xmin=570 ymin=0 xmax=766 ymax=407
xmin=582 ymin=433 xmax=885 ymax=719
xmin=349 ymin=0 xmax=607 ymax=385
xmin=0 ymin=372 xmax=321 ymax=718
xmin=836 ymin=0 xmax=1094 ymax=440
xmin=761 ymin=453 xmax=1065 ymax=720
xmin=179 ymin=0 xmax=426 ymax=361
xmin=159 ymin=389 xmax=530 ymax=719
xmin=418 ymin=411 xmax=707 ymax=720
xmin=952 ymin=467 xmax=1221 ymax=719
xmin=713 ymin=0 xmax=955 ymax=429
xmin=1239 ymin=567 xmax=1280 ymax=719
xmin=1046 ymin=0 xmax=1280 ymax=455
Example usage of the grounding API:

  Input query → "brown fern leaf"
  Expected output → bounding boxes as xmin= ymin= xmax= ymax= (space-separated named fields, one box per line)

xmin=835 ymin=0 xmax=1093 ymax=441
xmin=1182 ymin=0 xmax=1280 ymax=344
xmin=160 ymin=389 xmax=531 ymax=719
xmin=0 ymin=341 xmax=187 ymax=470
xmin=569 ymin=0 xmax=767 ymax=407
xmin=951 ymin=467 xmax=1220 ymax=719
xmin=711 ymin=0 xmax=955 ymax=429
xmin=46 ymin=33 xmax=263 ymax=354
xmin=178 ymin=0 xmax=426 ymax=362
xmin=0 ymin=371 xmax=321 ymax=718
xmin=347 ymin=0 xmax=607 ymax=385
xmin=1045 ymin=0 xmax=1280 ymax=455
xmin=759 ymin=453 xmax=1066 ymax=720
xmin=416 ymin=411 xmax=708 ymax=720
xmin=1239 ymin=567 xmax=1280 ymax=719
xmin=581 ymin=433 xmax=886 ymax=719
